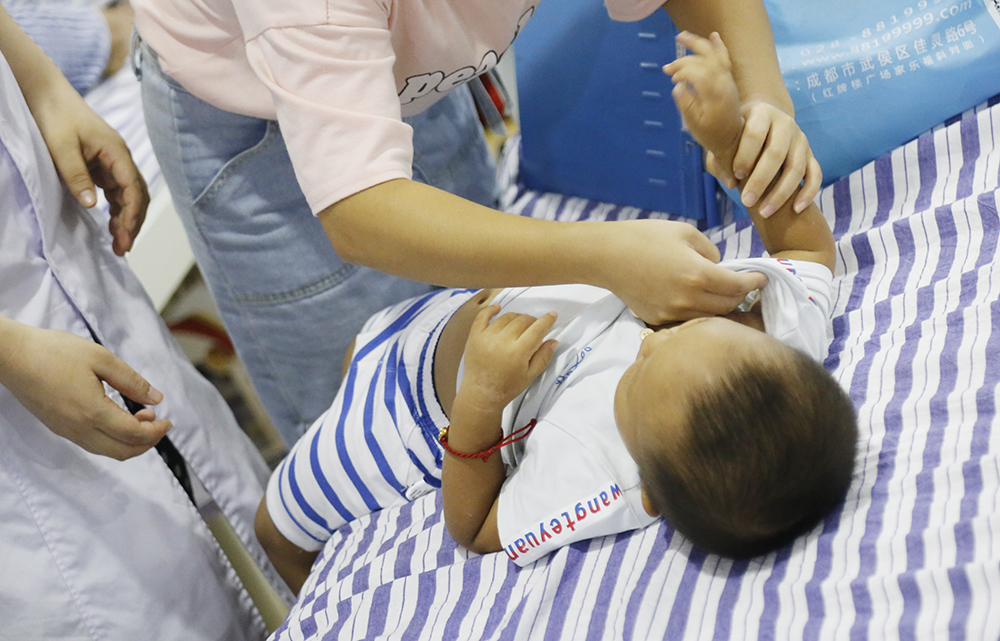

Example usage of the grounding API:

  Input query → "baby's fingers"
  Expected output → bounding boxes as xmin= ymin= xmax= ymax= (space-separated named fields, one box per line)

xmin=671 ymin=81 xmax=698 ymax=120
xmin=520 ymin=313 xmax=558 ymax=379
xmin=472 ymin=304 xmax=502 ymax=333
xmin=527 ymin=339 xmax=558 ymax=380
xmin=675 ymin=30 xmax=714 ymax=58
xmin=662 ymin=54 xmax=697 ymax=81
xmin=664 ymin=54 xmax=712 ymax=87
xmin=519 ymin=311 xmax=557 ymax=347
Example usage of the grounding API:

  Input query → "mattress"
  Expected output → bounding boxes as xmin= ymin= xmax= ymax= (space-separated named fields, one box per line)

xmin=271 ymin=94 xmax=1000 ymax=641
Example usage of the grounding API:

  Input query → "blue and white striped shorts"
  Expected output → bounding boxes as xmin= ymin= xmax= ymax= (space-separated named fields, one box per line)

xmin=266 ymin=288 xmax=477 ymax=551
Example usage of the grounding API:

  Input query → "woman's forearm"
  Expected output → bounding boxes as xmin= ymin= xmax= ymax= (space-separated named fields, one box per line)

xmin=320 ymin=179 xmax=599 ymax=290
xmin=320 ymin=179 xmax=769 ymax=324
xmin=662 ymin=0 xmax=792 ymax=113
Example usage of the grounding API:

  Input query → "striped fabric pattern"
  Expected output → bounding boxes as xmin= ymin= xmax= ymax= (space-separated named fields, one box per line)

xmin=273 ymin=96 xmax=1000 ymax=641
xmin=267 ymin=289 xmax=469 ymax=551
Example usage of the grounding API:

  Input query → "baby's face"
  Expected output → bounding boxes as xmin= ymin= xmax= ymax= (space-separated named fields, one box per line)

xmin=613 ymin=317 xmax=785 ymax=464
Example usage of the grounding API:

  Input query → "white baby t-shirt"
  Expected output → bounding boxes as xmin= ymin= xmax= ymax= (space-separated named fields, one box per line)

xmin=489 ymin=258 xmax=834 ymax=566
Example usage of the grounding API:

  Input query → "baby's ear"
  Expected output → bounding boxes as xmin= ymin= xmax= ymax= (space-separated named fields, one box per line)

xmin=640 ymin=486 xmax=660 ymax=517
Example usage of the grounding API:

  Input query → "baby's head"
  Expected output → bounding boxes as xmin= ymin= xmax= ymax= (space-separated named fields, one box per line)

xmin=614 ymin=317 xmax=857 ymax=558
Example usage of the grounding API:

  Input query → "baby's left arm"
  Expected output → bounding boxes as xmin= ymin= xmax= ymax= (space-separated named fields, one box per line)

xmin=441 ymin=305 xmax=557 ymax=554
xmin=662 ymin=0 xmax=822 ymax=215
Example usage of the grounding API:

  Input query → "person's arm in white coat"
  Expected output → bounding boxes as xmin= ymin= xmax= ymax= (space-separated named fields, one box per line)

xmin=0 ymin=6 xmax=169 ymax=458
xmin=0 ymin=3 xmax=148 ymax=256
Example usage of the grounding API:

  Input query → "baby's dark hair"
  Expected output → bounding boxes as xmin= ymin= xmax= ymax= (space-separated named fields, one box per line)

xmin=641 ymin=348 xmax=857 ymax=558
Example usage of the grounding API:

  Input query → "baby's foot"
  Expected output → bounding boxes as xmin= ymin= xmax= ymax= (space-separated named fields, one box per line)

xmin=663 ymin=32 xmax=743 ymax=161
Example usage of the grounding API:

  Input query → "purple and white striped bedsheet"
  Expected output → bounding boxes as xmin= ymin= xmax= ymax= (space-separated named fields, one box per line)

xmin=272 ymin=96 xmax=1000 ymax=641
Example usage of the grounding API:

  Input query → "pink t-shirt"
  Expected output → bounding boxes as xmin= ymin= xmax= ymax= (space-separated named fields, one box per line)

xmin=133 ymin=0 xmax=665 ymax=213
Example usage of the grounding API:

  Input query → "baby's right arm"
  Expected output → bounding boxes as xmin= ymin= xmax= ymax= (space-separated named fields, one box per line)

xmin=665 ymin=32 xmax=835 ymax=272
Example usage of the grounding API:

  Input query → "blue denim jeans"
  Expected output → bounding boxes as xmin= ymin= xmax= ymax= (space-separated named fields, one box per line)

xmin=136 ymin=38 xmax=499 ymax=445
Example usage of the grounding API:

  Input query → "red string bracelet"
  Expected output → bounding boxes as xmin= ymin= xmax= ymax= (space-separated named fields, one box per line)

xmin=439 ymin=419 xmax=537 ymax=462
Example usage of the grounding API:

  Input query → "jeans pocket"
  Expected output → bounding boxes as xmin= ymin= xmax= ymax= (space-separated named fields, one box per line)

xmin=190 ymin=121 xmax=277 ymax=209
xmin=184 ymin=121 xmax=349 ymax=300
xmin=140 ymin=41 xmax=271 ymax=209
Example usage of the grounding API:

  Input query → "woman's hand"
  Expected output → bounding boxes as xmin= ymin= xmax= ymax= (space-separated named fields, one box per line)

xmin=599 ymin=219 xmax=768 ymax=324
xmin=0 ymin=319 xmax=172 ymax=460
xmin=706 ymin=100 xmax=822 ymax=218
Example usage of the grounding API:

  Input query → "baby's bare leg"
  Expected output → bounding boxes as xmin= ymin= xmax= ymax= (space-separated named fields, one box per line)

xmin=255 ymin=496 xmax=319 ymax=595
xmin=663 ymin=32 xmax=743 ymax=167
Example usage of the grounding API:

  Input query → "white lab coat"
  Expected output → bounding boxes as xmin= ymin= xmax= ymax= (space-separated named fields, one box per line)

xmin=0 ymin=52 xmax=289 ymax=639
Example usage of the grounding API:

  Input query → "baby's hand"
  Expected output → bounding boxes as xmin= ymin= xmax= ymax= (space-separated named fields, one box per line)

xmin=459 ymin=305 xmax=558 ymax=411
xmin=663 ymin=31 xmax=743 ymax=161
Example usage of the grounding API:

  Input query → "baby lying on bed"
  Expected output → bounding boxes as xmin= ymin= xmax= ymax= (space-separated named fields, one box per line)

xmin=255 ymin=32 xmax=858 ymax=593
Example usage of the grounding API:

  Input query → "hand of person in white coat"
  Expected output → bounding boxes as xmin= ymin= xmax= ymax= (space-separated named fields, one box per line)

xmin=0 ymin=316 xmax=172 ymax=460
